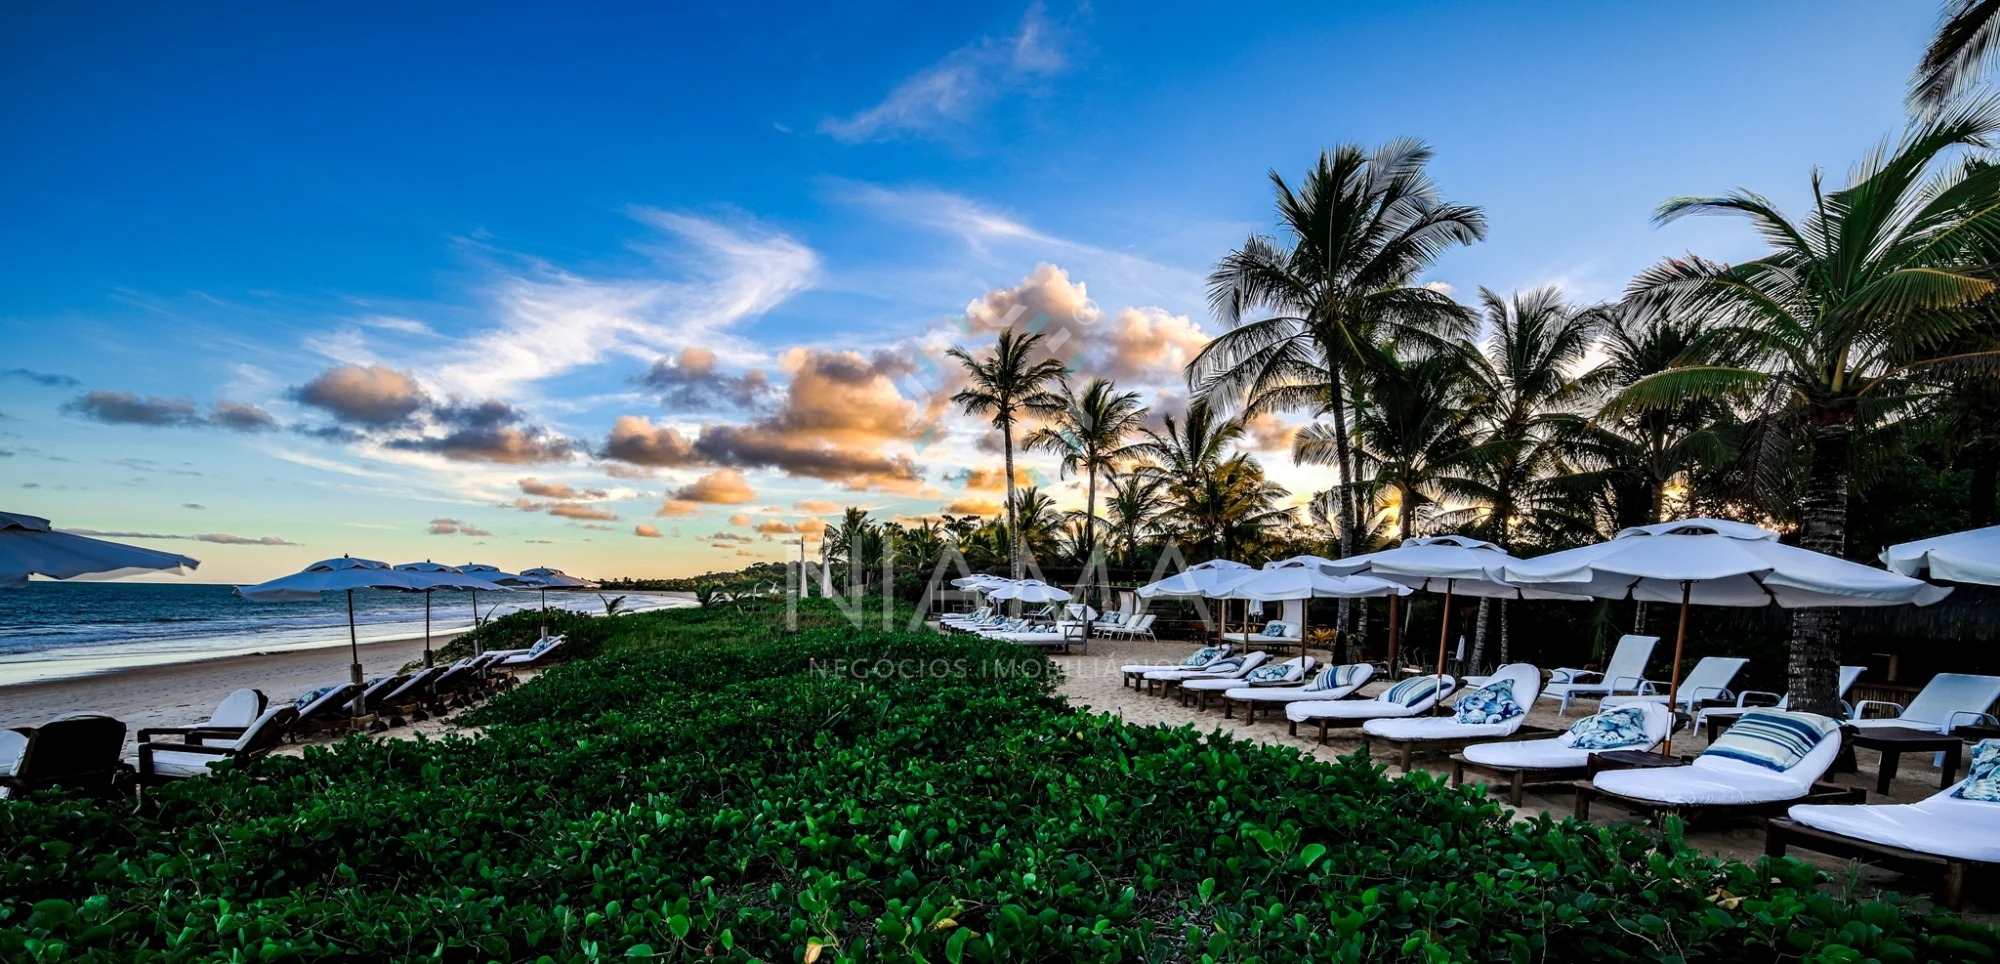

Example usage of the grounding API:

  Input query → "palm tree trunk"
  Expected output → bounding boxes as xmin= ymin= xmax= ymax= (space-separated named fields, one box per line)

xmin=1330 ymin=365 xmax=1359 ymax=633
xmin=1789 ymin=422 xmax=1851 ymax=716
xmin=1469 ymin=596 xmax=1491 ymax=674
xmin=1498 ymin=598 xmax=1510 ymax=664
xmin=1083 ymin=466 xmax=1099 ymax=642
xmin=1002 ymin=419 xmax=1022 ymax=615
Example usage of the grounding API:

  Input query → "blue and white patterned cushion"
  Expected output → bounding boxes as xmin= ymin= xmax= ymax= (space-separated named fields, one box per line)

xmin=1180 ymin=647 xmax=1223 ymax=667
xmin=526 ymin=636 xmax=559 ymax=658
xmin=1201 ymin=657 xmax=1246 ymax=675
xmin=293 ymin=685 xmax=340 ymax=712
xmin=1382 ymin=676 xmax=1442 ymax=707
xmin=1567 ymin=706 xmax=1650 ymax=750
xmin=1100 ymin=611 xmax=1125 ymax=626
xmin=1246 ymin=661 xmax=1295 ymax=684
xmin=1454 ymin=679 xmax=1525 ymax=725
xmin=1305 ymin=664 xmax=1365 ymax=693
xmin=1261 ymin=621 xmax=1287 ymax=637
xmin=1701 ymin=709 xmax=1840 ymax=773
xmin=1952 ymin=740 xmax=2000 ymax=802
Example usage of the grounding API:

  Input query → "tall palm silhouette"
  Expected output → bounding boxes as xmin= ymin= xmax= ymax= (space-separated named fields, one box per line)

xmin=948 ymin=330 xmax=1067 ymax=589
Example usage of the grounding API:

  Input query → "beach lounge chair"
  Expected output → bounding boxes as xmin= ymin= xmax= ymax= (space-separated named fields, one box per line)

xmin=289 ymin=682 xmax=367 ymax=738
xmin=1453 ymin=702 xmax=1675 ymax=806
xmin=346 ymin=675 xmax=410 ymax=721
xmin=1120 ymin=643 xmax=1232 ymax=688
xmin=136 ymin=688 xmax=268 ymax=745
xmin=1230 ymin=620 xmax=1303 ymax=655
xmin=497 ymin=634 xmax=569 ymax=668
xmin=136 ymin=705 xmax=299 ymax=784
xmin=1363 ymin=664 xmax=1554 ymax=773
xmin=1849 ymin=672 xmax=2000 ymax=735
xmin=1698 ymin=665 xmax=1865 ymax=740
xmin=1180 ymin=656 xmax=1314 ymax=710
xmin=940 ymin=607 xmax=992 ymax=630
xmin=1102 ymin=613 xmax=1157 ymax=640
xmin=376 ymin=666 xmax=447 ymax=723
xmin=1540 ymin=634 xmax=1659 ymax=714
xmin=1767 ymin=740 xmax=2000 ymax=910
xmin=1286 ymin=675 xmax=1461 ymax=743
xmin=1575 ymin=708 xmax=1862 ymax=823
xmin=1602 ymin=655 xmax=1749 ymax=716
xmin=993 ymin=622 xmax=1088 ymax=653
xmin=0 ymin=713 xmax=132 ymax=799
xmin=1222 ymin=663 xmax=1375 ymax=724
xmin=1143 ymin=652 xmax=1269 ymax=698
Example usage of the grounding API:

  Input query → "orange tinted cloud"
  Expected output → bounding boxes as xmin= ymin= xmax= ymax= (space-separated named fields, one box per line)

xmin=634 ymin=524 xmax=663 ymax=538
xmin=670 ymin=468 xmax=756 ymax=504
xmin=548 ymin=502 xmax=618 ymax=521
xmin=943 ymin=497 xmax=1003 ymax=516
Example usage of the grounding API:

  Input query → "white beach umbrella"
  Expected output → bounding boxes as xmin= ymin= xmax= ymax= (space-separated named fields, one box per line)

xmin=1320 ymin=535 xmax=1584 ymax=689
xmin=458 ymin=563 xmax=530 ymax=654
xmin=237 ymin=556 xmax=431 ymax=715
xmin=1136 ymin=559 xmax=1258 ymax=644
xmin=517 ymin=566 xmax=597 ymax=639
xmin=394 ymin=562 xmax=511 ymax=667
xmin=0 ymin=510 xmax=201 ymax=588
xmin=1224 ymin=560 xmax=1413 ymax=602
xmin=1882 ymin=524 xmax=2000 ymax=585
xmin=1503 ymin=518 xmax=1951 ymax=749
xmin=986 ymin=579 xmax=1071 ymax=604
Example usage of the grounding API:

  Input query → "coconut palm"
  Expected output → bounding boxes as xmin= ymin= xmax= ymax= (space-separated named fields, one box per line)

xmin=1193 ymin=140 xmax=1485 ymax=585
xmin=1315 ymin=349 xmax=1480 ymax=545
xmin=1101 ymin=474 xmax=1165 ymax=568
xmin=1617 ymin=102 xmax=2000 ymax=714
xmin=1007 ymin=486 xmax=1064 ymax=563
xmin=1025 ymin=377 xmax=1148 ymax=619
xmin=1914 ymin=0 xmax=2000 ymax=113
xmin=948 ymin=330 xmax=1068 ymax=590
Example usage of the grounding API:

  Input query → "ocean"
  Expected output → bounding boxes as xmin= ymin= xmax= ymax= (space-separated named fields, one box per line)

xmin=0 ymin=582 xmax=694 ymax=686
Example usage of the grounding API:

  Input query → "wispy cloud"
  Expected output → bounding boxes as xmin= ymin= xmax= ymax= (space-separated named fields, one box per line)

xmin=819 ymin=5 xmax=1066 ymax=142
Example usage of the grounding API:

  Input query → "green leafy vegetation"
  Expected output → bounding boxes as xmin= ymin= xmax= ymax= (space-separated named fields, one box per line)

xmin=6 ymin=604 xmax=1995 ymax=962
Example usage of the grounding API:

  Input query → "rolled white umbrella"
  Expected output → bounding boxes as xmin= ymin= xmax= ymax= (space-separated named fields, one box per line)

xmin=1320 ymin=535 xmax=1586 ymax=693
xmin=1882 ymin=524 xmax=2000 ymax=586
xmin=986 ymin=579 xmax=1071 ymax=604
xmin=394 ymin=562 xmax=512 ymax=667
xmin=1 ymin=510 xmax=201 ymax=588
xmin=1503 ymin=518 xmax=1951 ymax=750
xmin=237 ymin=557 xmax=432 ymax=716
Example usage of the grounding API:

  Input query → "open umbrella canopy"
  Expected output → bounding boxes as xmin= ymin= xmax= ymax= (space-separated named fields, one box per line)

xmin=1223 ymin=558 xmax=1412 ymax=602
xmin=461 ymin=563 xmax=535 ymax=587
xmin=987 ymin=579 xmax=1071 ymax=603
xmin=518 ymin=566 xmax=595 ymax=589
xmin=1 ymin=510 xmax=201 ymax=589
xmin=952 ymin=574 xmax=1012 ymax=590
xmin=391 ymin=562 xmax=512 ymax=593
xmin=1882 ymin=524 xmax=2000 ymax=587
xmin=235 ymin=556 xmax=428 ymax=602
xmin=1135 ymin=559 xmax=1254 ymax=598
xmin=1503 ymin=519 xmax=1951 ymax=608
xmin=1321 ymin=535 xmax=1584 ymax=600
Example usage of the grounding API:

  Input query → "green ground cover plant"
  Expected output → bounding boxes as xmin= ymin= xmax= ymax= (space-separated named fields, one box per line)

xmin=4 ymin=602 xmax=1995 ymax=962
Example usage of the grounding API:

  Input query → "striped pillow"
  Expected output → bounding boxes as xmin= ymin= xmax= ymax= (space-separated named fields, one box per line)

xmin=1305 ymin=664 xmax=1364 ymax=692
xmin=1701 ymin=709 xmax=1840 ymax=772
xmin=1382 ymin=676 xmax=1442 ymax=707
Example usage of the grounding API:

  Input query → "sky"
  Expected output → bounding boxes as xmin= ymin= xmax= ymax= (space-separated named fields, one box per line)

xmin=0 ymin=1 xmax=1944 ymax=582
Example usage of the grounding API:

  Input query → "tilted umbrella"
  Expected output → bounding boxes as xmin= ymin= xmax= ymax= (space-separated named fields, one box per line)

xmin=1321 ymin=535 xmax=1587 ymax=698
xmin=1 ymin=510 xmax=200 ymax=588
xmin=1503 ymin=518 xmax=1951 ymax=751
xmin=236 ymin=557 xmax=431 ymax=717
xmin=394 ymin=562 xmax=511 ymax=667
xmin=1882 ymin=524 xmax=2000 ymax=586
xmin=517 ymin=566 xmax=597 ymax=640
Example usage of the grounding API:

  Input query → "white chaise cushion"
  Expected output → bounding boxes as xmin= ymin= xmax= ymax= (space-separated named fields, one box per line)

xmin=0 ymin=729 xmax=25 ymax=777
xmin=1285 ymin=699 xmax=1423 ymax=723
xmin=1460 ymin=738 xmax=1595 ymax=771
xmin=1590 ymin=732 xmax=1840 ymax=806
xmin=1789 ymin=784 xmax=2000 ymax=863
xmin=1364 ymin=716 xmax=1520 ymax=741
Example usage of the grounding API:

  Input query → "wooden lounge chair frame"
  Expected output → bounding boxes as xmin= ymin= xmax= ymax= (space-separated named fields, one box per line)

xmin=137 ymin=707 xmax=299 ymax=787
xmin=1451 ymin=753 xmax=1590 ymax=807
xmin=1764 ymin=817 xmax=1990 ymax=911
xmin=1572 ymin=779 xmax=1864 ymax=825
xmin=136 ymin=689 xmax=269 ymax=746
xmin=1365 ymin=725 xmax=1560 ymax=775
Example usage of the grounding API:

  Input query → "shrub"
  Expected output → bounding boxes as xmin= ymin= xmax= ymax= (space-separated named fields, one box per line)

xmin=3 ymin=603 xmax=1994 ymax=962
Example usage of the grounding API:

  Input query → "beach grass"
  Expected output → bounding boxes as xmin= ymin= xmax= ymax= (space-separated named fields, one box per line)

xmin=4 ymin=601 xmax=1995 ymax=962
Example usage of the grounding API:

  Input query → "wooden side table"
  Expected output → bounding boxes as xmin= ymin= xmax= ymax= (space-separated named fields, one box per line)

xmin=1847 ymin=726 xmax=1963 ymax=796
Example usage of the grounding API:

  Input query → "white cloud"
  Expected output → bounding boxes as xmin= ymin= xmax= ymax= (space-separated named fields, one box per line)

xmin=819 ymin=5 xmax=1066 ymax=142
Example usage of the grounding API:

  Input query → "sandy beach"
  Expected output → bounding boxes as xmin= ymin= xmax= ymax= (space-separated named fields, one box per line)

xmin=0 ymin=630 xmax=462 ymax=750
xmin=1050 ymin=635 xmax=1996 ymax=918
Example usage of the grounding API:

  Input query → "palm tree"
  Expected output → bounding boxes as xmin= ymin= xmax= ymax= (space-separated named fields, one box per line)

xmin=828 ymin=507 xmax=874 ymax=594
xmin=1617 ymin=103 xmax=2000 ymax=714
xmin=948 ymin=330 xmax=1068 ymax=591
xmin=1026 ymin=377 xmax=1149 ymax=619
xmin=1194 ymin=140 xmax=1485 ymax=595
xmin=1127 ymin=400 xmax=1245 ymax=497
xmin=1309 ymin=349 xmax=1480 ymax=545
xmin=1101 ymin=474 xmax=1165 ymax=568
xmin=1914 ymin=0 xmax=2000 ymax=113
xmin=1007 ymin=486 xmax=1064 ymax=563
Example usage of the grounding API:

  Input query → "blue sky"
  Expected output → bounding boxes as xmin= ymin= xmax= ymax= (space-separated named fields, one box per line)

xmin=0 ymin=1 xmax=1939 ymax=581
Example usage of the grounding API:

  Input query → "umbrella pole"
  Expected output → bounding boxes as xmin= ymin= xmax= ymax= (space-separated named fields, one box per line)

xmin=1386 ymin=594 xmax=1400 ymax=672
xmin=348 ymin=589 xmax=366 ymax=718
xmin=1661 ymin=581 xmax=1692 ymax=755
xmin=423 ymin=591 xmax=434 ymax=669
xmin=540 ymin=588 xmax=547 ymax=640
xmin=1433 ymin=580 xmax=1454 ymax=715
xmin=471 ymin=590 xmax=483 ymax=655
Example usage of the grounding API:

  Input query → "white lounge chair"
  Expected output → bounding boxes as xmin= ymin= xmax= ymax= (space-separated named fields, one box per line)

xmin=1850 ymin=672 xmax=2000 ymax=734
xmin=1143 ymin=652 xmax=1269 ymax=697
xmin=1540 ymin=634 xmax=1659 ymax=715
xmin=136 ymin=705 xmax=299 ymax=783
xmin=1769 ymin=743 xmax=2000 ymax=910
xmin=136 ymin=688 xmax=268 ymax=744
xmin=1222 ymin=663 xmax=1375 ymax=723
xmin=1286 ymin=675 xmax=1460 ymax=743
xmin=498 ymin=635 xmax=568 ymax=667
xmin=1101 ymin=613 xmax=1157 ymax=640
xmin=1363 ymin=664 xmax=1549 ymax=773
xmin=1602 ymin=655 xmax=1749 ymax=715
xmin=1453 ymin=702 xmax=1675 ymax=806
xmin=1121 ymin=642 xmax=1231 ymax=688
xmin=1230 ymin=620 xmax=1303 ymax=653
xmin=1697 ymin=665 xmax=1864 ymax=739
xmin=1578 ymin=709 xmax=1860 ymax=821
xmin=940 ymin=606 xmax=992 ymax=630
xmin=1181 ymin=656 xmax=1314 ymax=710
